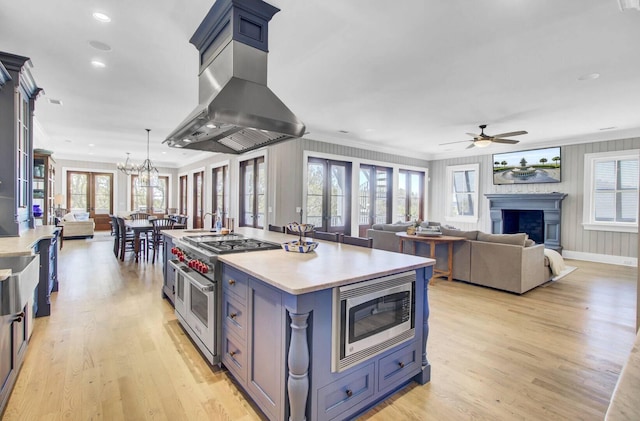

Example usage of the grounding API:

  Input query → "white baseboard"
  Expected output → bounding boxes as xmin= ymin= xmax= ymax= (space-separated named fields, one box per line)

xmin=562 ymin=250 xmax=637 ymax=267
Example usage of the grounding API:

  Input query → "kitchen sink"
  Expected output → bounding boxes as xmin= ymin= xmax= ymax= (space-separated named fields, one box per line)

xmin=0 ymin=255 xmax=39 ymax=316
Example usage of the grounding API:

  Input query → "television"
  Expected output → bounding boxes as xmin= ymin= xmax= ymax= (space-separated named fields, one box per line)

xmin=492 ymin=146 xmax=561 ymax=185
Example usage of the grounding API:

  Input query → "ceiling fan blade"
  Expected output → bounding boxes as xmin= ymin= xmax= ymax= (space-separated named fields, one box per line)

xmin=491 ymin=130 xmax=527 ymax=138
xmin=439 ymin=140 xmax=473 ymax=146
xmin=465 ymin=132 xmax=479 ymax=138
xmin=465 ymin=143 xmax=476 ymax=149
xmin=492 ymin=138 xmax=520 ymax=144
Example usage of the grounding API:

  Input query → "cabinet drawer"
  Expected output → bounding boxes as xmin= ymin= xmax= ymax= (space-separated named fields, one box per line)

xmin=317 ymin=363 xmax=375 ymax=421
xmin=377 ymin=343 xmax=418 ymax=393
xmin=223 ymin=293 xmax=247 ymax=340
xmin=221 ymin=266 xmax=248 ymax=302
xmin=221 ymin=331 xmax=247 ymax=383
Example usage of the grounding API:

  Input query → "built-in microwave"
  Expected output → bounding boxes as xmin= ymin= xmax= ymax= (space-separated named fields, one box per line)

xmin=332 ymin=271 xmax=415 ymax=372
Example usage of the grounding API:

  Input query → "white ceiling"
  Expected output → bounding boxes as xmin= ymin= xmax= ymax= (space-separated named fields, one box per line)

xmin=2 ymin=0 xmax=640 ymax=168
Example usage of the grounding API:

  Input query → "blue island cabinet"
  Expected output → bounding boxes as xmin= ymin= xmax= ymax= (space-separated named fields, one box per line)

xmin=220 ymin=264 xmax=433 ymax=421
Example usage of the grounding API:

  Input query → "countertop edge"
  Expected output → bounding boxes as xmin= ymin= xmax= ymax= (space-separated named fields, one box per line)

xmin=0 ymin=226 xmax=60 ymax=258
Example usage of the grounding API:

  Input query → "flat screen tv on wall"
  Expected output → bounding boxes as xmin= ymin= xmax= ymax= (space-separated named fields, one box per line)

xmin=492 ymin=146 xmax=561 ymax=185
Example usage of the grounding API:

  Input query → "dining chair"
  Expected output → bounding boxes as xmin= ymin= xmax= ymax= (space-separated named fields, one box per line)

xmin=116 ymin=217 xmax=146 ymax=261
xmin=313 ymin=231 xmax=340 ymax=242
xmin=341 ymin=235 xmax=373 ymax=248
xmin=268 ymin=224 xmax=285 ymax=233
xmin=130 ymin=212 xmax=150 ymax=221
xmin=150 ymin=218 xmax=175 ymax=263
xmin=110 ymin=215 xmax=120 ymax=257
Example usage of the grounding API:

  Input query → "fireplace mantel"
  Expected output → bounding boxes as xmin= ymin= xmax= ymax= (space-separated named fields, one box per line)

xmin=485 ymin=193 xmax=568 ymax=252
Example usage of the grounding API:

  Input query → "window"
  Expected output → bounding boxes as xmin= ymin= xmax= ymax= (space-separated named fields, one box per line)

xmin=445 ymin=164 xmax=479 ymax=223
xmin=130 ymin=175 xmax=168 ymax=214
xmin=396 ymin=169 xmax=424 ymax=222
xmin=306 ymin=158 xmax=352 ymax=234
xmin=240 ymin=156 xmax=266 ymax=228
xmin=193 ymin=171 xmax=204 ymax=229
xmin=583 ymin=150 xmax=639 ymax=233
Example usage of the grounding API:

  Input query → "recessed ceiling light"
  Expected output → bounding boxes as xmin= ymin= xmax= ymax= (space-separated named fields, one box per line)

xmin=91 ymin=60 xmax=106 ymax=68
xmin=47 ymin=98 xmax=63 ymax=105
xmin=92 ymin=12 xmax=111 ymax=23
xmin=365 ymin=128 xmax=375 ymax=132
xmin=162 ymin=151 xmax=167 ymax=154
xmin=88 ymin=143 xmax=95 ymax=147
xmin=65 ymin=139 xmax=72 ymax=143
xmin=89 ymin=40 xmax=112 ymax=51
xmin=578 ymin=72 xmax=600 ymax=81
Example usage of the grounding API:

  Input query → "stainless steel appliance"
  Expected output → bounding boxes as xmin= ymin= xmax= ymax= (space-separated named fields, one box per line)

xmin=164 ymin=0 xmax=305 ymax=154
xmin=169 ymin=233 xmax=280 ymax=364
xmin=331 ymin=271 xmax=416 ymax=372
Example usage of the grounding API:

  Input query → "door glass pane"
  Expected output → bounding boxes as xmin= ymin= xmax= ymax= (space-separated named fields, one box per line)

xmin=408 ymin=173 xmax=421 ymax=221
xmin=374 ymin=168 xmax=389 ymax=224
xmin=359 ymin=168 xmax=371 ymax=226
xmin=131 ymin=176 xmax=146 ymax=211
xmin=256 ymin=159 xmax=266 ymax=228
xmin=69 ymin=173 xmax=88 ymax=212
xmin=190 ymin=284 xmax=209 ymax=327
xmin=396 ymin=172 xmax=407 ymax=221
xmin=152 ymin=177 xmax=167 ymax=213
xmin=242 ymin=161 xmax=254 ymax=225
xmin=94 ymin=174 xmax=112 ymax=214
xmin=329 ymin=164 xmax=346 ymax=228
xmin=307 ymin=162 xmax=324 ymax=227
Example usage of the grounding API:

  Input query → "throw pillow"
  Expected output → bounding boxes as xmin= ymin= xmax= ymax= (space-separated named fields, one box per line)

xmin=74 ymin=212 xmax=90 ymax=221
xmin=524 ymin=239 xmax=536 ymax=247
xmin=476 ymin=232 xmax=527 ymax=246
xmin=441 ymin=227 xmax=478 ymax=240
xmin=382 ymin=223 xmax=413 ymax=232
xmin=62 ymin=212 xmax=76 ymax=222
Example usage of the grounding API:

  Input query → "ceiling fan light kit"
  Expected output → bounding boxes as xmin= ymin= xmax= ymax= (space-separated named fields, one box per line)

xmin=474 ymin=139 xmax=492 ymax=148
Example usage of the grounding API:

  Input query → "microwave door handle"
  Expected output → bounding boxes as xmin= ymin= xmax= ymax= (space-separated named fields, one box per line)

xmin=184 ymin=272 xmax=215 ymax=293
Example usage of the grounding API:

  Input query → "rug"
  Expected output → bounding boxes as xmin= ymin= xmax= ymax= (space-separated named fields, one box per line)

xmin=551 ymin=265 xmax=577 ymax=281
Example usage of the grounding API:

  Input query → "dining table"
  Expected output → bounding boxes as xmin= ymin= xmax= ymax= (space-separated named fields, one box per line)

xmin=124 ymin=220 xmax=153 ymax=262
xmin=396 ymin=232 xmax=466 ymax=281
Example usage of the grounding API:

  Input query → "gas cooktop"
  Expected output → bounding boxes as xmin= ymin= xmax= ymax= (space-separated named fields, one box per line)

xmin=182 ymin=233 xmax=281 ymax=255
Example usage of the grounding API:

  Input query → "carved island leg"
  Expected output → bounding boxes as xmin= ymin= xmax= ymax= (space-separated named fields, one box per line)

xmin=288 ymin=311 xmax=309 ymax=421
xmin=415 ymin=273 xmax=431 ymax=384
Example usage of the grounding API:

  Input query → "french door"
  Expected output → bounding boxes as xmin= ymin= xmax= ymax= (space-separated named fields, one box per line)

xmin=396 ymin=169 xmax=424 ymax=222
xmin=193 ymin=171 xmax=204 ymax=229
xmin=66 ymin=171 xmax=113 ymax=231
xmin=306 ymin=158 xmax=351 ymax=234
xmin=358 ymin=165 xmax=392 ymax=237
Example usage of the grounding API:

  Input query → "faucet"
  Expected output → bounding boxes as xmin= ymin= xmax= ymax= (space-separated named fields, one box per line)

xmin=202 ymin=212 xmax=216 ymax=229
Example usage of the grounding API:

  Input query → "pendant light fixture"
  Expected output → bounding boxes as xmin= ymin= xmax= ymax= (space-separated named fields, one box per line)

xmin=117 ymin=129 xmax=159 ymax=188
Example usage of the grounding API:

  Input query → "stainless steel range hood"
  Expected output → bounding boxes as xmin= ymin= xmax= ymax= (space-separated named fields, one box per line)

xmin=164 ymin=0 xmax=305 ymax=154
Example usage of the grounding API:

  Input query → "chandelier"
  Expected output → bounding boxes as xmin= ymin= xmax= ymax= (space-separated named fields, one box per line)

xmin=117 ymin=129 xmax=159 ymax=188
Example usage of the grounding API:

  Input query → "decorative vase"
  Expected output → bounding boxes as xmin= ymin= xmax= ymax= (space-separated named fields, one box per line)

xmin=33 ymin=204 xmax=43 ymax=217
xmin=406 ymin=226 xmax=416 ymax=235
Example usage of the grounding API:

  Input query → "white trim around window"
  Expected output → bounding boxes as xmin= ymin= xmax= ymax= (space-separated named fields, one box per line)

xmin=582 ymin=149 xmax=639 ymax=233
xmin=445 ymin=163 xmax=479 ymax=224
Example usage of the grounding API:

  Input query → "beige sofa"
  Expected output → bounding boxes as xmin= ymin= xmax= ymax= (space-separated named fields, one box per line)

xmin=366 ymin=225 xmax=552 ymax=294
xmin=57 ymin=212 xmax=95 ymax=239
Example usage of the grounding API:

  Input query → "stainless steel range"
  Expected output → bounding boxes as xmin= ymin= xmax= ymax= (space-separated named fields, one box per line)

xmin=168 ymin=233 xmax=280 ymax=364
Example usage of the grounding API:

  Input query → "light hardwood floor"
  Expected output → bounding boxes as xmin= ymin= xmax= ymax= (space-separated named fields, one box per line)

xmin=2 ymin=233 xmax=637 ymax=420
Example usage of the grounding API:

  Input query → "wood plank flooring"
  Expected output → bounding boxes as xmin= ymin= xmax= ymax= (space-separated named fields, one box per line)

xmin=2 ymin=233 xmax=637 ymax=420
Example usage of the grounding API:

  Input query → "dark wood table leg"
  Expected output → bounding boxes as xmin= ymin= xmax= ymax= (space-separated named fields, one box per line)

xmin=447 ymin=241 xmax=454 ymax=281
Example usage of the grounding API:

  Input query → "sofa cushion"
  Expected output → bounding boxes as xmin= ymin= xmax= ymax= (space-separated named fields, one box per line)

xmin=381 ymin=223 xmax=412 ymax=232
xmin=62 ymin=212 xmax=76 ymax=222
xmin=476 ymin=232 xmax=527 ymax=246
xmin=74 ymin=212 xmax=90 ymax=221
xmin=441 ymin=227 xmax=479 ymax=240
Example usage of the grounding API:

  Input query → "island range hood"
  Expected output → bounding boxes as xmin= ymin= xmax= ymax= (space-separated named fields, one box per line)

xmin=164 ymin=0 xmax=305 ymax=154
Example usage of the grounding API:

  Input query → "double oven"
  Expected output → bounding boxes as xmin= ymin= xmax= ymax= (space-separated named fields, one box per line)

xmin=169 ymin=234 xmax=280 ymax=365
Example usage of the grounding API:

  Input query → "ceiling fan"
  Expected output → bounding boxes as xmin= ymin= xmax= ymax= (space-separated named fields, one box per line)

xmin=441 ymin=124 xmax=528 ymax=149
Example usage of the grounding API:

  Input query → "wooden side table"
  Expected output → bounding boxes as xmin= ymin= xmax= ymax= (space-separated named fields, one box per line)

xmin=396 ymin=232 xmax=466 ymax=281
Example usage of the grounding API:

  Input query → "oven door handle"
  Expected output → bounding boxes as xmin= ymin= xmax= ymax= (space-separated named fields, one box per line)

xmin=183 ymin=270 xmax=215 ymax=293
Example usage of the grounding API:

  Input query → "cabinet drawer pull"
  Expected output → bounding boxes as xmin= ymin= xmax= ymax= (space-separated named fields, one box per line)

xmin=398 ymin=362 xmax=405 ymax=368
xmin=229 ymin=312 xmax=237 ymax=319
xmin=345 ymin=389 xmax=353 ymax=398
xmin=229 ymin=351 xmax=236 ymax=357
xmin=228 ymin=279 xmax=236 ymax=286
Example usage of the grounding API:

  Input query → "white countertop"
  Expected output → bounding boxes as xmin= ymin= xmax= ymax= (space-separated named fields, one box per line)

xmin=165 ymin=227 xmax=435 ymax=295
xmin=0 ymin=226 xmax=60 ymax=257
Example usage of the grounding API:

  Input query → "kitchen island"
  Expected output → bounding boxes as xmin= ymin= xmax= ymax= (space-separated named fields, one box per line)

xmin=164 ymin=228 xmax=434 ymax=421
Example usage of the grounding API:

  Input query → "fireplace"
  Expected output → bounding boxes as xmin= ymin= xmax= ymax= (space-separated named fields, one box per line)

xmin=485 ymin=193 xmax=567 ymax=252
